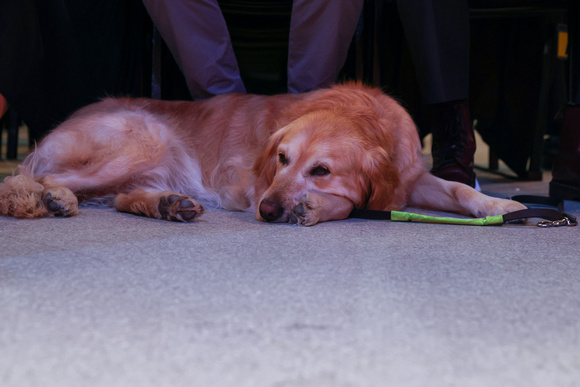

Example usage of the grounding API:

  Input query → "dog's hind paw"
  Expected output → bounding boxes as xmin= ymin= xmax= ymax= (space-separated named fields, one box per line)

xmin=42 ymin=187 xmax=79 ymax=217
xmin=158 ymin=194 xmax=205 ymax=222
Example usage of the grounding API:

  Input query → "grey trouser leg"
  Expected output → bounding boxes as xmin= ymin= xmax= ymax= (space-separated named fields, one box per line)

xmin=287 ymin=0 xmax=364 ymax=93
xmin=143 ymin=0 xmax=246 ymax=99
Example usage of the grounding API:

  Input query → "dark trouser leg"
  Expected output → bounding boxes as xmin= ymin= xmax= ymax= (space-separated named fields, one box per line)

xmin=550 ymin=1 xmax=580 ymax=201
xmin=143 ymin=0 xmax=246 ymax=99
xmin=397 ymin=0 xmax=475 ymax=187
xmin=287 ymin=0 xmax=363 ymax=93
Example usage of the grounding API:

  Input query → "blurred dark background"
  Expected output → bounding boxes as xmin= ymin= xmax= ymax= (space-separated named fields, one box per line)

xmin=0 ymin=0 xmax=573 ymax=181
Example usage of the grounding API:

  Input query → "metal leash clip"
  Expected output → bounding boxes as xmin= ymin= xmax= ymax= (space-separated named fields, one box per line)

xmin=537 ymin=216 xmax=578 ymax=227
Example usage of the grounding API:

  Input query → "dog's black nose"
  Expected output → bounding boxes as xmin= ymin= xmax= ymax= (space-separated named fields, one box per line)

xmin=259 ymin=200 xmax=284 ymax=222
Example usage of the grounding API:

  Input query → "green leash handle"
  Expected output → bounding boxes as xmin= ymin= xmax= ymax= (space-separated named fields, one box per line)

xmin=389 ymin=211 xmax=505 ymax=226
xmin=349 ymin=196 xmax=577 ymax=227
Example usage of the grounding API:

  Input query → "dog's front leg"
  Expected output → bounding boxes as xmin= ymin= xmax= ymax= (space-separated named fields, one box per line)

xmin=114 ymin=189 xmax=205 ymax=222
xmin=290 ymin=191 xmax=354 ymax=226
xmin=408 ymin=172 xmax=527 ymax=217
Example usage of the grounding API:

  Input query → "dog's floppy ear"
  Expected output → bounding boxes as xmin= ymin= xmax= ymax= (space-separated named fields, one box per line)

xmin=253 ymin=127 xmax=285 ymax=199
xmin=362 ymin=146 xmax=400 ymax=210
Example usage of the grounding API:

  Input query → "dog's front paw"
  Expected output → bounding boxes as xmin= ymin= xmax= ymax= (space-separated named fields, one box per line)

xmin=43 ymin=187 xmax=79 ymax=217
xmin=475 ymin=197 xmax=528 ymax=218
xmin=158 ymin=194 xmax=204 ymax=222
xmin=289 ymin=194 xmax=320 ymax=226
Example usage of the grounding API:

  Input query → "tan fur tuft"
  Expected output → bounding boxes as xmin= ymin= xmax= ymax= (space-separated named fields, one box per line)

xmin=0 ymin=175 xmax=47 ymax=218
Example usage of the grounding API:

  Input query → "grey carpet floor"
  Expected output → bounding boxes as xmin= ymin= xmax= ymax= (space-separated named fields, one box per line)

xmin=1 ymin=167 xmax=579 ymax=387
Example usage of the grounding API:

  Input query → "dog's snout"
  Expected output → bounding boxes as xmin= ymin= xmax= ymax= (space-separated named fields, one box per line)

xmin=259 ymin=199 xmax=284 ymax=222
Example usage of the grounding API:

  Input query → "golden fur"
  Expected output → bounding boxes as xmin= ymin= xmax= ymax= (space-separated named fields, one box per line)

xmin=0 ymin=83 xmax=525 ymax=225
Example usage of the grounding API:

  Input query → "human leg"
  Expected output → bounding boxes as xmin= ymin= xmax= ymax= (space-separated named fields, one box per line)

xmin=287 ymin=0 xmax=363 ymax=93
xmin=397 ymin=0 xmax=475 ymax=187
xmin=550 ymin=1 xmax=580 ymax=201
xmin=143 ymin=0 xmax=246 ymax=99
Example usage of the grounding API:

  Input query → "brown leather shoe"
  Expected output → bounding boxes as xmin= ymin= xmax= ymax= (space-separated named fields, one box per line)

xmin=550 ymin=105 xmax=580 ymax=201
xmin=429 ymin=100 xmax=476 ymax=187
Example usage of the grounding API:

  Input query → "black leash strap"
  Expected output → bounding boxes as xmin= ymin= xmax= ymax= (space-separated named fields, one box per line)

xmin=507 ymin=195 xmax=577 ymax=227
xmin=349 ymin=195 xmax=577 ymax=227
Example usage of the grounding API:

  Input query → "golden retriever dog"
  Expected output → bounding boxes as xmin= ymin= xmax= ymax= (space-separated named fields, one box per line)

xmin=0 ymin=83 xmax=525 ymax=225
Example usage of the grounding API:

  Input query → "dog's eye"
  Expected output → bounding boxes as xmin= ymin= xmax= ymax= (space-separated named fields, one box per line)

xmin=278 ymin=152 xmax=288 ymax=165
xmin=311 ymin=165 xmax=330 ymax=176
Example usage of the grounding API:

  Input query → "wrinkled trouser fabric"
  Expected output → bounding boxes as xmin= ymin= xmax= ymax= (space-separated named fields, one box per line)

xmin=142 ymin=0 xmax=364 ymax=99
xmin=396 ymin=0 xmax=470 ymax=104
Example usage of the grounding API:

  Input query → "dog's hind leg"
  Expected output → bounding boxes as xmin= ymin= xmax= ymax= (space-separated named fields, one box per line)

xmin=114 ymin=189 xmax=205 ymax=222
xmin=0 ymin=175 xmax=79 ymax=218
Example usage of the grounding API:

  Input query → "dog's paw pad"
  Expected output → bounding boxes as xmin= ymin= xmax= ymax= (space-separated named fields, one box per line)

xmin=292 ymin=203 xmax=306 ymax=217
xmin=45 ymin=194 xmax=61 ymax=212
xmin=42 ymin=189 xmax=79 ymax=217
xmin=159 ymin=194 xmax=204 ymax=222
xmin=290 ymin=195 xmax=318 ymax=226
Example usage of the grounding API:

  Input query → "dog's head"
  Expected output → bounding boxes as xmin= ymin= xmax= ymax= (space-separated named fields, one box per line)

xmin=253 ymin=92 xmax=406 ymax=224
